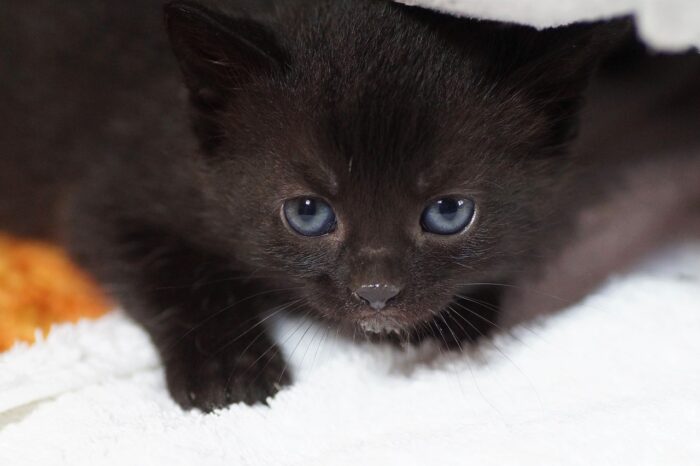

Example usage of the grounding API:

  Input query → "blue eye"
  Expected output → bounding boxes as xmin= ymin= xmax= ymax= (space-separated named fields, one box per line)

xmin=421 ymin=198 xmax=475 ymax=235
xmin=283 ymin=197 xmax=337 ymax=237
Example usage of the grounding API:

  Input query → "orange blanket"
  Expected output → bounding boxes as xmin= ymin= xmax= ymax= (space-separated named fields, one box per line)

xmin=0 ymin=233 xmax=110 ymax=351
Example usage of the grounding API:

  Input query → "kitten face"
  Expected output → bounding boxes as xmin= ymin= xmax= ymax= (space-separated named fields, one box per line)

xmin=201 ymin=87 xmax=550 ymax=333
xmin=166 ymin=1 xmax=620 ymax=334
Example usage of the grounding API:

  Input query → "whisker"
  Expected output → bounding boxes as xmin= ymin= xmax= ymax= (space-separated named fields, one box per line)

xmin=285 ymin=319 xmax=317 ymax=371
xmin=451 ymin=296 xmax=537 ymax=345
xmin=215 ymin=298 xmax=304 ymax=354
xmin=439 ymin=312 xmax=464 ymax=353
xmin=310 ymin=325 xmax=332 ymax=372
xmin=446 ymin=306 xmax=544 ymax=411
xmin=454 ymin=293 xmax=501 ymax=314
xmin=233 ymin=308 xmax=313 ymax=393
xmin=151 ymin=271 xmax=286 ymax=291
xmin=456 ymin=282 xmax=570 ymax=305
xmin=276 ymin=309 xmax=315 ymax=384
xmin=298 ymin=322 xmax=325 ymax=371
xmin=166 ymin=286 xmax=305 ymax=352
xmin=432 ymin=308 xmax=502 ymax=416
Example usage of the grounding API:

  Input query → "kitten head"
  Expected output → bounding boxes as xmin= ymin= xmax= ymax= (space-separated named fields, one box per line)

xmin=165 ymin=1 xmax=625 ymax=335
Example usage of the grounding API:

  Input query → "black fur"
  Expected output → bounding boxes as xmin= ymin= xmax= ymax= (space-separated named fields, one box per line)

xmin=1 ymin=0 xmax=698 ymax=411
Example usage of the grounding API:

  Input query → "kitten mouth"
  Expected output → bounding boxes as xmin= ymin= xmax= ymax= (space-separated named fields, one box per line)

xmin=357 ymin=315 xmax=404 ymax=336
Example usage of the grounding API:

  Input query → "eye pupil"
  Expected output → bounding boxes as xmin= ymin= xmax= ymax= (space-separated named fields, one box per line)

xmin=422 ymin=198 xmax=474 ymax=236
xmin=438 ymin=199 xmax=461 ymax=218
xmin=298 ymin=199 xmax=317 ymax=218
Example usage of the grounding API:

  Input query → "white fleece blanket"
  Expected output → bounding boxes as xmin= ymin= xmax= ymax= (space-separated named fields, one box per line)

xmin=2 ymin=1 xmax=700 ymax=464
xmin=1 ymin=242 xmax=699 ymax=465
xmin=398 ymin=0 xmax=700 ymax=49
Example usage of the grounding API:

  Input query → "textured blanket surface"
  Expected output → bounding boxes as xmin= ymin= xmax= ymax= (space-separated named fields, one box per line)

xmin=399 ymin=0 xmax=700 ymax=49
xmin=1 ymin=1 xmax=699 ymax=464
xmin=1 ymin=243 xmax=699 ymax=465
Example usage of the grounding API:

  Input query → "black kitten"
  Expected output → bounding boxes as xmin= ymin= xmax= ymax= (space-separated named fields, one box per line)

xmin=1 ymin=0 xmax=698 ymax=411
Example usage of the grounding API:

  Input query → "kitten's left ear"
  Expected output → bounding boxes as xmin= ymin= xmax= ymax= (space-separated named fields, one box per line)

xmin=511 ymin=20 xmax=632 ymax=95
xmin=505 ymin=19 xmax=632 ymax=149
xmin=164 ymin=1 xmax=286 ymax=108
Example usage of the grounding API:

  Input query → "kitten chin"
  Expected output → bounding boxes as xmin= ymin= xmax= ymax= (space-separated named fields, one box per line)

xmin=1 ymin=0 xmax=697 ymax=412
xmin=358 ymin=317 xmax=404 ymax=336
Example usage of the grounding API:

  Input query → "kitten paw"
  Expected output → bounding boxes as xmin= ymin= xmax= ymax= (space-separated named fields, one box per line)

xmin=165 ymin=340 xmax=291 ymax=412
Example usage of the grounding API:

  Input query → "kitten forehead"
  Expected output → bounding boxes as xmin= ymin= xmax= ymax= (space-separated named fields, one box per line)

xmin=310 ymin=160 xmax=339 ymax=195
xmin=286 ymin=155 xmax=339 ymax=197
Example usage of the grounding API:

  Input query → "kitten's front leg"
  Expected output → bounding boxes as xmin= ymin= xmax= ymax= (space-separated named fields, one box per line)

xmin=71 ymin=224 xmax=291 ymax=411
xmin=136 ymin=245 xmax=292 ymax=412
xmin=160 ymin=304 xmax=291 ymax=411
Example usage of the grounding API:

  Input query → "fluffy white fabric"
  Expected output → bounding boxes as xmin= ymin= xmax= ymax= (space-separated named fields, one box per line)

xmin=1 ymin=243 xmax=699 ymax=465
xmin=1 ymin=2 xmax=699 ymax=463
xmin=398 ymin=0 xmax=700 ymax=49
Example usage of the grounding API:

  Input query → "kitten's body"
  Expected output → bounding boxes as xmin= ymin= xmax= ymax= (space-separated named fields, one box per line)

xmin=504 ymin=46 xmax=700 ymax=324
xmin=1 ymin=0 xmax=698 ymax=410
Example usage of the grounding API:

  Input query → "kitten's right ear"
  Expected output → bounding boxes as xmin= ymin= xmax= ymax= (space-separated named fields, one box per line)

xmin=164 ymin=1 xmax=285 ymax=108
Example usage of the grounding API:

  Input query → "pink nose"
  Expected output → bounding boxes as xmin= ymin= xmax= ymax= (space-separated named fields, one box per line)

xmin=354 ymin=284 xmax=401 ymax=310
